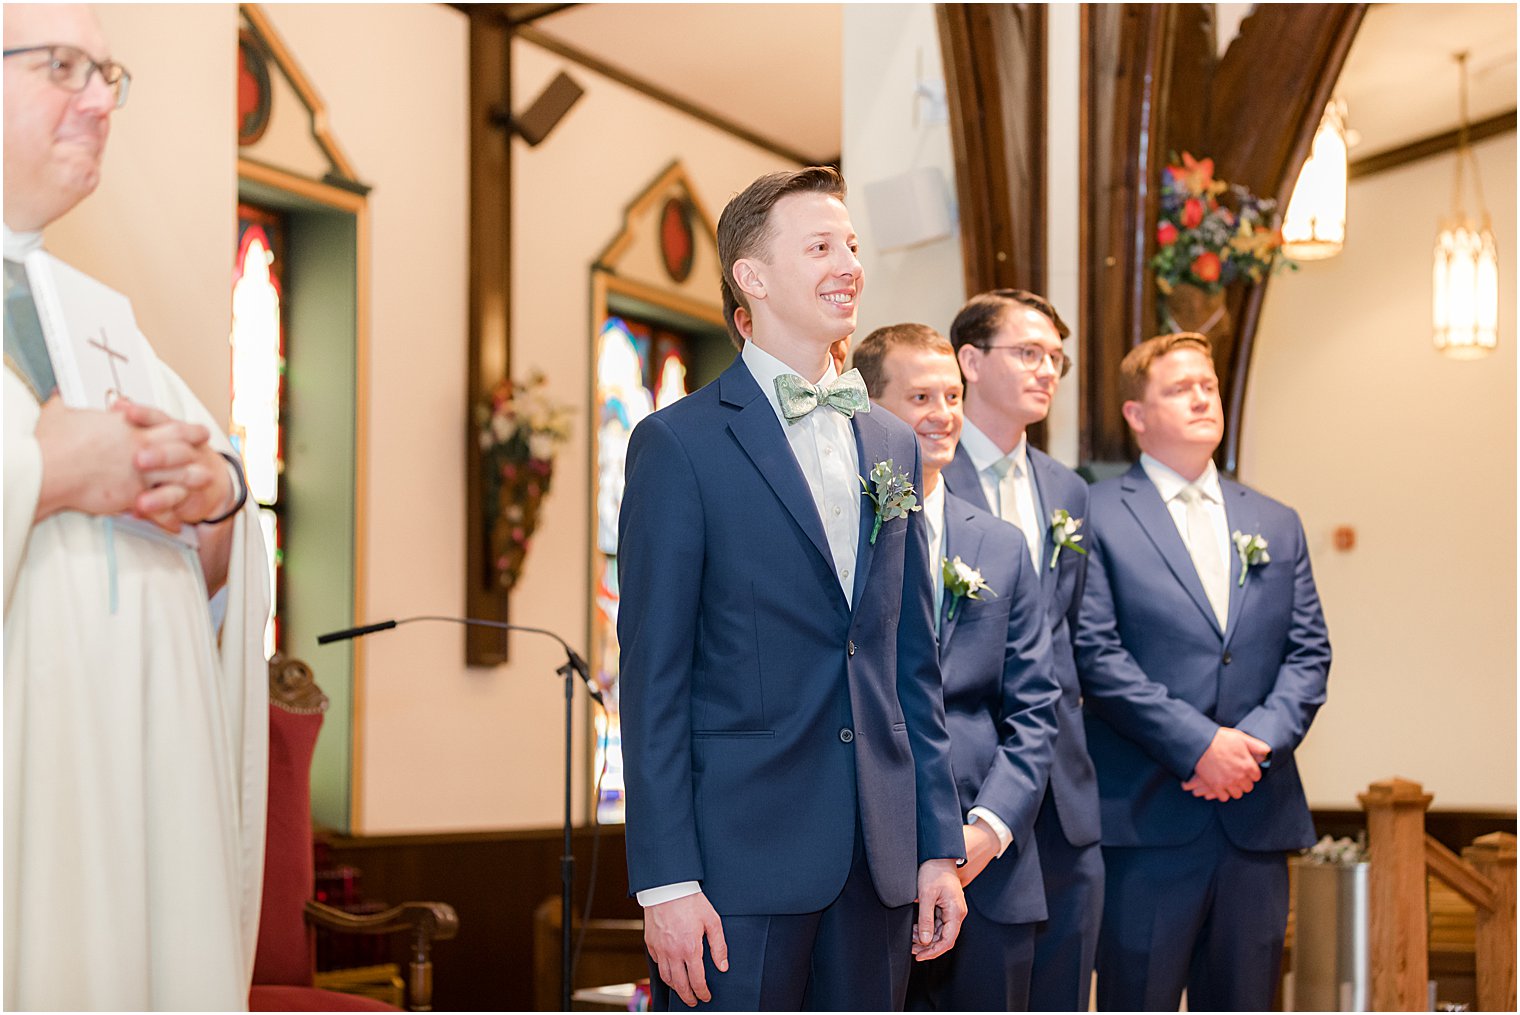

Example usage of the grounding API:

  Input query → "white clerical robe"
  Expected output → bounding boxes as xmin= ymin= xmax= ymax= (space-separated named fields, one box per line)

xmin=3 ymin=292 xmax=270 ymax=1009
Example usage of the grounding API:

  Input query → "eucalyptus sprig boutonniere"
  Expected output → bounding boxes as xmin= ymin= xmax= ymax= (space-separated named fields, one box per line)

xmin=1048 ymin=509 xmax=1088 ymax=570
xmin=1232 ymin=530 xmax=1270 ymax=586
xmin=859 ymin=459 xmax=920 ymax=545
xmin=942 ymin=555 xmax=996 ymax=620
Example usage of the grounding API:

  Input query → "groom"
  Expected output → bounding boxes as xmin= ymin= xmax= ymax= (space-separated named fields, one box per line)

xmin=618 ymin=167 xmax=966 ymax=1011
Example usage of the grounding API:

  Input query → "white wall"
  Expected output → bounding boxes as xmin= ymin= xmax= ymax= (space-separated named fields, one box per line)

xmin=841 ymin=4 xmax=964 ymax=344
xmin=46 ymin=3 xmax=238 ymax=419
xmin=1242 ymin=133 xmax=1517 ymax=810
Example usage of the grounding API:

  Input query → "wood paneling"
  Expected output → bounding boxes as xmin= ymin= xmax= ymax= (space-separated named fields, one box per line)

xmin=321 ymin=825 xmax=640 ymax=1012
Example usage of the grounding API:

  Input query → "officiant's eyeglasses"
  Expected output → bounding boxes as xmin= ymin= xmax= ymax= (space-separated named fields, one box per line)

xmin=980 ymin=343 xmax=1073 ymax=378
xmin=3 ymin=45 xmax=132 ymax=109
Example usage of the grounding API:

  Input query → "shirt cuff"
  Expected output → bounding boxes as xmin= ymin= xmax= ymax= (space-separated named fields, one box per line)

xmin=636 ymin=881 xmax=702 ymax=908
xmin=968 ymin=807 xmax=1013 ymax=858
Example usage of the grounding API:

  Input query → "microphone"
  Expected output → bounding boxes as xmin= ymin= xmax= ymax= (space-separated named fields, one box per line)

xmin=316 ymin=615 xmax=603 ymax=706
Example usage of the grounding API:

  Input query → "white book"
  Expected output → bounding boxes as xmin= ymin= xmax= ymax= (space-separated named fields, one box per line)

xmin=24 ymin=251 xmax=198 ymax=551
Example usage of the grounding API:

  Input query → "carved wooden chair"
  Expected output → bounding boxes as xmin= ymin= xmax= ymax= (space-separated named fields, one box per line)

xmin=250 ymin=655 xmax=458 ymax=1012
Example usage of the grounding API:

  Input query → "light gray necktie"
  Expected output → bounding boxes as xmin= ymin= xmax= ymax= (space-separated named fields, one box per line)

xmin=989 ymin=455 xmax=1039 ymax=571
xmin=1177 ymin=484 xmax=1227 ymax=628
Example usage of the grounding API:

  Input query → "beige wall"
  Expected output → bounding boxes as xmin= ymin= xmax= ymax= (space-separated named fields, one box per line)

xmin=46 ymin=3 xmax=238 ymax=420
xmin=1242 ymin=133 xmax=1517 ymax=810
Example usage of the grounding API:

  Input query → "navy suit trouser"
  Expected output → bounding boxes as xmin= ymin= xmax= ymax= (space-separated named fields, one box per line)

xmin=1095 ymin=815 xmax=1290 ymax=1012
xmin=904 ymin=897 xmax=1035 ymax=1012
xmin=1029 ymin=790 xmax=1104 ymax=1012
xmin=648 ymin=826 xmax=914 ymax=1012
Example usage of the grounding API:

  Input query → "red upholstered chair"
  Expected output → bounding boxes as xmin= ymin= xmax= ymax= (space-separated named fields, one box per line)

xmin=251 ymin=655 xmax=458 ymax=1013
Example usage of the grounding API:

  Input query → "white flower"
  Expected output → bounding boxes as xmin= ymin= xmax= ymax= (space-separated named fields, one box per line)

xmin=1047 ymin=509 xmax=1088 ymax=570
xmin=1231 ymin=530 xmax=1270 ymax=586
xmin=528 ymin=432 xmax=558 ymax=460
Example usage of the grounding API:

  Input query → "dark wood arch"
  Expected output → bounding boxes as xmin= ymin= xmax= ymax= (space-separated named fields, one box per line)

xmin=1085 ymin=3 xmax=1366 ymax=473
xmin=940 ymin=2 xmax=1366 ymax=473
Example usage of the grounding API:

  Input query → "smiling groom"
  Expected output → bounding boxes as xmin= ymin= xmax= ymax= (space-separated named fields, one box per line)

xmin=617 ymin=168 xmax=966 ymax=1011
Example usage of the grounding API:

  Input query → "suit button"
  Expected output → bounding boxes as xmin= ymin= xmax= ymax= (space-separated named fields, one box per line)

xmin=1222 ymin=652 xmax=1233 ymax=665
xmin=839 ymin=728 xmax=854 ymax=743
xmin=848 ymin=640 xmax=856 ymax=657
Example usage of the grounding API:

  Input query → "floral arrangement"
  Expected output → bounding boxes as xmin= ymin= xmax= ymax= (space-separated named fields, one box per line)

xmin=1150 ymin=152 xmax=1288 ymax=297
xmin=476 ymin=371 xmax=573 ymax=589
xmin=1304 ymin=834 xmax=1367 ymax=865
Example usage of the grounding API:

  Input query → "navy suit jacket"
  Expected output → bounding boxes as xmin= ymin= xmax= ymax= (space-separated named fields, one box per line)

xmin=617 ymin=357 xmax=964 ymax=916
xmin=937 ymin=490 xmax=1060 ymax=925
xmin=942 ymin=444 xmax=1102 ymax=848
xmin=1074 ymin=463 xmax=1331 ymax=851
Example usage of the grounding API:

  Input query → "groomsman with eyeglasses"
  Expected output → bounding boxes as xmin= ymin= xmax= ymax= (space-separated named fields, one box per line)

xmin=940 ymin=290 xmax=1105 ymax=1010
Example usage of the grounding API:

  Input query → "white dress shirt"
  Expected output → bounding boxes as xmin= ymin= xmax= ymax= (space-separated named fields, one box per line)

xmin=923 ymin=480 xmax=946 ymax=627
xmin=637 ymin=342 xmax=865 ymax=908
xmin=959 ymin=419 xmax=1042 ymax=572
xmin=742 ymin=341 xmax=862 ymax=606
xmin=1140 ymin=453 xmax=1231 ymax=629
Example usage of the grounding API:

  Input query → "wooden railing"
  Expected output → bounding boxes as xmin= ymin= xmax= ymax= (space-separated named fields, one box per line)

xmin=1360 ymin=777 xmax=1517 ymax=1011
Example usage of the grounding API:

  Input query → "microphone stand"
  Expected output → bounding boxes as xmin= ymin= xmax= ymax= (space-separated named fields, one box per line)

xmin=317 ymin=615 xmax=600 ymax=1012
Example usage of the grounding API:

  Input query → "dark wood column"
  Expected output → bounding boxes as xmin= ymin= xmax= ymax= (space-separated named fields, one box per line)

xmin=465 ymin=13 xmax=514 ymax=665
xmin=937 ymin=3 xmax=1048 ymax=443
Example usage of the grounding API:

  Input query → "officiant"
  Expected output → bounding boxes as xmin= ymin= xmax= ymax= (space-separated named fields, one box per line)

xmin=4 ymin=4 xmax=270 ymax=1009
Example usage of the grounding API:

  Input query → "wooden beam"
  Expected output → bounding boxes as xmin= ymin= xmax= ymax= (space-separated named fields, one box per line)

xmin=465 ymin=13 xmax=515 ymax=666
xmin=1465 ymin=833 xmax=1519 ymax=1013
xmin=936 ymin=3 xmax=1050 ymax=447
xmin=1425 ymin=832 xmax=1500 ymax=912
xmin=514 ymin=24 xmax=813 ymax=166
xmin=1360 ymin=778 xmax=1434 ymax=1013
xmin=1350 ymin=109 xmax=1518 ymax=180
xmin=1078 ymin=4 xmax=1170 ymax=465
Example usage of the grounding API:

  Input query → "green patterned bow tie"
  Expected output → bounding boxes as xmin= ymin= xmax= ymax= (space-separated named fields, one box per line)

xmin=774 ymin=368 xmax=872 ymax=424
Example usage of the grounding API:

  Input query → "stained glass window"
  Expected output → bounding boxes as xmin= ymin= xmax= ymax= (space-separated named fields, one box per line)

xmin=592 ymin=315 xmax=693 ymax=823
xmin=230 ymin=207 xmax=286 ymax=656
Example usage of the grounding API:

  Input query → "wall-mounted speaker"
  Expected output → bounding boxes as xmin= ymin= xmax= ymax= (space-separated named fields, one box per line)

xmin=512 ymin=71 xmax=585 ymax=146
xmin=862 ymin=166 xmax=954 ymax=252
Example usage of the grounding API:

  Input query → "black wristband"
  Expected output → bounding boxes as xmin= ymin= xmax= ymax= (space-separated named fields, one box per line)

xmin=198 ymin=451 xmax=249 ymax=525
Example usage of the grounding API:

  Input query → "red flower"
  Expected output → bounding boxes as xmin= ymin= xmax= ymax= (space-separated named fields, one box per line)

xmin=1191 ymin=251 xmax=1221 ymax=283
xmin=1157 ymin=221 xmax=1179 ymax=246
xmin=1182 ymin=198 xmax=1204 ymax=229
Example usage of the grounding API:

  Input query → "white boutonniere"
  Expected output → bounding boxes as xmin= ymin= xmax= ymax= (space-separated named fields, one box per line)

xmin=860 ymin=459 xmax=920 ymax=545
xmin=942 ymin=555 xmax=996 ymax=620
xmin=1232 ymin=530 xmax=1270 ymax=586
xmin=1047 ymin=509 xmax=1088 ymax=570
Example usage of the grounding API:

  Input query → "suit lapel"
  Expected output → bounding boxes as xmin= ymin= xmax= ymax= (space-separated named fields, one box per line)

xmin=941 ymin=445 xmax=989 ymax=512
xmin=850 ymin=410 xmax=891 ymax=608
xmin=1221 ymin=480 xmax=1256 ymax=648
xmin=1119 ymin=463 xmax=1222 ymax=637
xmin=721 ymin=363 xmax=838 ymax=589
xmin=938 ymin=502 xmax=984 ymax=655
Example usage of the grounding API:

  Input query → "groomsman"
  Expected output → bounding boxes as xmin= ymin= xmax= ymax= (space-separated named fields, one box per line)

xmin=1075 ymin=332 xmax=1331 ymax=1011
xmin=855 ymin=323 xmax=1060 ymax=1011
xmin=618 ymin=168 xmax=967 ymax=1011
xmin=940 ymin=290 xmax=1104 ymax=1009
